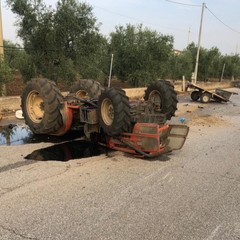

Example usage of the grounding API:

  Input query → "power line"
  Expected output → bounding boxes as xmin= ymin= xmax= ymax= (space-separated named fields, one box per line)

xmin=93 ymin=5 xmax=146 ymax=24
xmin=165 ymin=1 xmax=240 ymax=34
xmin=205 ymin=6 xmax=240 ymax=34
xmin=165 ymin=0 xmax=201 ymax=7
xmin=0 ymin=45 xmax=61 ymax=52
xmin=93 ymin=4 xmax=192 ymax=34
xmin=0 ymin=45 xmax=25 ymax=50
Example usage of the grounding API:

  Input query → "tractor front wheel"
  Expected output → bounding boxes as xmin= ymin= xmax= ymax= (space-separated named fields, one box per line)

xmin=98 ymin=88 xmax=131 ymax=136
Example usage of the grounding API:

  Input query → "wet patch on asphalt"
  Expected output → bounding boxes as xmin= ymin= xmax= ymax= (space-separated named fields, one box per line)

xmin=0 ymin=124 xmax=84 ymax=146
xmin=25 ymin=140 xmax=106 ymax=161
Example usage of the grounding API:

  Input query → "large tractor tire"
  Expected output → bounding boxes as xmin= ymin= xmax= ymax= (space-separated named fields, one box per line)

xmin=97 ymin=88 xmax=131 ymax=136
xmin=69 ymin=79 xmax=103 ymax=99
xmin=144 ymin=80 xmax=178 ymax=120
xmin=21 ymin=78 xmax=64 ymax=134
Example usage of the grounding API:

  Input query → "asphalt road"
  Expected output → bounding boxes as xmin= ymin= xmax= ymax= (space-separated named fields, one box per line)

xmin=0 ymin=89 xmax=240 ymax=240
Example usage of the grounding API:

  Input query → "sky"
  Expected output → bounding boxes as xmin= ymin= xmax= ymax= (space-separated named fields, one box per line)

xmin=1 ymin=0 xmax=240 ymax=55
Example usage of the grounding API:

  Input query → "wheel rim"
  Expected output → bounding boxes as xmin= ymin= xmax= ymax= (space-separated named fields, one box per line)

xmin=76 ymin=90 xmax=89 ymax=99
xmin=148 ymin=90 xmax=162 ymax=112
xmin=101 ymin=98 xmax=114 ymax=126
xmin=26 ymin=90 xmax=44 ymax=123
xmin=202 ymin=95 xmax=209 ymax=103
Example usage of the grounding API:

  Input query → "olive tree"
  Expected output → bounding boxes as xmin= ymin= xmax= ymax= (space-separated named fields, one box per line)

xmin=7 ymin=0 xmax=108 ymax=83
xmin=109 ymin=24 xmax=174 ymax=86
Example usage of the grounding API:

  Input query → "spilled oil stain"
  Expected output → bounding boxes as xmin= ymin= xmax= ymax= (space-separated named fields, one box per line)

xmin=0 ymin=124 xmax=84 ymax=146
xmin=25 ymin=140 xmax=105 ymax=161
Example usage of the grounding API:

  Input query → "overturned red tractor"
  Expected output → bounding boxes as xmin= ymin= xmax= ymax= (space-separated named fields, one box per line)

xmin=21 ymin=79 xmax=189 ymax=158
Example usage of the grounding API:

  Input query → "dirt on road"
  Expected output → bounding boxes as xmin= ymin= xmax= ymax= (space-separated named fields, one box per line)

xmin=176 ymin=103 xmax=228 ymax=126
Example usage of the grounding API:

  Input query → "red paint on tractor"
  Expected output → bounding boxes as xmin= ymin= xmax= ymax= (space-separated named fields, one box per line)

xmin=102 ymin=123 xmax=170 ymax=158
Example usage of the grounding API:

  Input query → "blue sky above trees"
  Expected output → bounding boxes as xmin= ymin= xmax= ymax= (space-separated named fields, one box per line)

xmin=2 ymin=0 xmax=240 ymax=54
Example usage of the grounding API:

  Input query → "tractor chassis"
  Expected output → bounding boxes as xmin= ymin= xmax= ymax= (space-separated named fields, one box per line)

xmin=58 ymin=99 xmax=189 ymax=158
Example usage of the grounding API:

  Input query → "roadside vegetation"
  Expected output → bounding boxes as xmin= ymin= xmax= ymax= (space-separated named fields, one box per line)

xmin=1 ymin=0 xmax=240 ymax=95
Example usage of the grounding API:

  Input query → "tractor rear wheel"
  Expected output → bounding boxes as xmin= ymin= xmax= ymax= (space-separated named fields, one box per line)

xmin=144 ymin=80 xmax=178 ymax=120
xmin=21 ymin=78 xmax=64 ymax=134
xmin=98 ymin=88 xmax=131 ymax=136
xmin=69 ymin=79 xmax=103 ymax=99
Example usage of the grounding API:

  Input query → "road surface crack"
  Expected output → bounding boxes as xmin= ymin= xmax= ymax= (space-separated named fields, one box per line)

xmin=0 ymin=224 xmax=39 ymax=240
xmin=0 ymin=161 xmax=37 ymax=174
xmin=0 ymin=165 xmax=71 ymax=198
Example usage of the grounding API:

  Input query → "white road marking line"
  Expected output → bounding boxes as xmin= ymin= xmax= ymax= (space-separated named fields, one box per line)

xmin=162 ymin=172 xmax=171 ymax=180
xmin=205 ymin=225 xmax=221 ymax=240
xmin=168 ymin=177 xmax=174 ymax=183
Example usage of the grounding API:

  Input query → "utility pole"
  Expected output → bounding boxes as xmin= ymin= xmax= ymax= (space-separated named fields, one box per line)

xmin=220 ymin=63 xmax=225 ymax=82
xmin=187 ymin=27 xmax=191 ymax=46
xmin=193 ymin=2 xmax=205 ymax=84
xmin=108 ymin=54 xmax=114 ymax=88
xmin=0 ymin=0 xmax=6 ymax=96
xmin=0 ymin=0 xmax=3 ymax=57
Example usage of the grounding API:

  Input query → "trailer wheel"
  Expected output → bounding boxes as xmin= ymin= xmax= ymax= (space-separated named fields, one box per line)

xmin=200 ymin=92 xmax=211 ymax=103
xmin=21 ymin=78 xmax=64 ymax=134
xmin=144 ymin=80 xmax=178 ymax=120
xmin=98 ymin=88 xmax=131 ymax=136
xmin=191 ymin=91 xmax=201 ymax=101
xmin=69 ymin=79 xmax=103 ymax=99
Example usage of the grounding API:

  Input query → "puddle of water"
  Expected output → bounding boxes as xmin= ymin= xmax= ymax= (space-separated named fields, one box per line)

xmin=1 ymin=124 xmax=107 ymax=161
xmin=0 ymin=124 xmax=84 ymax=146
xmin=25 ymin=140 xmax=105 ymax=161
xmin=0 ymin=124 xmax=31 ymax=145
